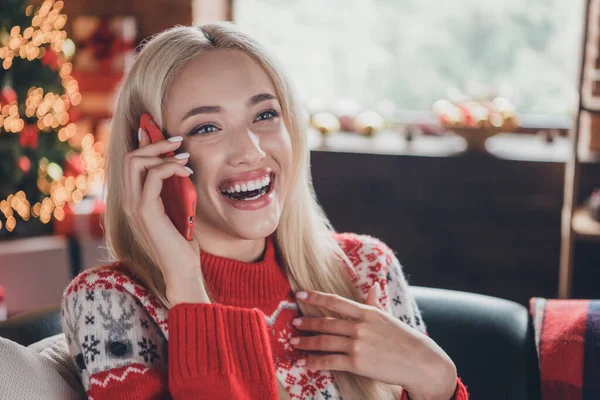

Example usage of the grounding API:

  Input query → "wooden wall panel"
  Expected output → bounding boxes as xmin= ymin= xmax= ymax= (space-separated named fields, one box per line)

xmin=310 ymin=150 xmax=572 ymax=305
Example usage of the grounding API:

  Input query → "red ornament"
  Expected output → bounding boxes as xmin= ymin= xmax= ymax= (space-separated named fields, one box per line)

xmin=17 ymin=155 xmax=31 ymax=173
xmin=457 ymin=104 xmax=475 ymax=127
xmin=0 ymin=87 xmax=17 ymax=104
xmin=42 ymin=48 xmax=60 ymax=70
xmin=20 ymin=124 xmax=39 ymax=149
xmin=67 ymin=106 xmax=81 ymax=123
xmin=63 ymin=153 xmax=83 ymax=177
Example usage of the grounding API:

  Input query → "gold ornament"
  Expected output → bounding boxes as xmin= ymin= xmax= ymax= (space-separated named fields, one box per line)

xmin=354 ymin=111 xmax=384 ymax=136
xmin=310 ymin=112 xmax=341 ymax=137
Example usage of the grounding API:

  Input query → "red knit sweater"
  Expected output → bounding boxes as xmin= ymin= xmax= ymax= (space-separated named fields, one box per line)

xmin=61 ymin=233 xmax=468 ymax=399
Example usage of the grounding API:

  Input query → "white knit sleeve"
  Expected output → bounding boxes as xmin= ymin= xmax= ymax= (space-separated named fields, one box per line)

xmin=384 ymin=250 xmax=427 ymax=334
xmin=60 ymin=275 xmax=167 ymax=393
xmin=339 ymin=233 xmax=427 ymax=335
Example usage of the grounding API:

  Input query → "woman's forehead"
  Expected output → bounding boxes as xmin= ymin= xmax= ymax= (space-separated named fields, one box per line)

xmin=168 ymin=50 xmax=276 ymax=103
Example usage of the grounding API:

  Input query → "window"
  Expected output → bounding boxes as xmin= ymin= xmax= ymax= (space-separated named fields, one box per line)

xmin=234 ymin=0 xmax=584 ymax=116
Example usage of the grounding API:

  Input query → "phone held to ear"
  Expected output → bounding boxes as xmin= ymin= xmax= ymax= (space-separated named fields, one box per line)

xmin=139 ymin=113 xmax=197 ymax=241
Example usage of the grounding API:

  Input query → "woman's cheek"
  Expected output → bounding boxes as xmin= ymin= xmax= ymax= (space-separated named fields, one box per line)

xmin=189 ymin=150 xmax=223 ymax=193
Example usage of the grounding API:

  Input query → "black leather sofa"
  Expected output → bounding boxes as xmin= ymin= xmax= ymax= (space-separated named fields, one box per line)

xmin=0 ymin=287 xmax=542 ymax=400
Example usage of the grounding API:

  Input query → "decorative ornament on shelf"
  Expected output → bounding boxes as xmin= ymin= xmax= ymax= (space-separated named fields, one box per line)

xmin=433 ymin=94 xmax=521 ymax=152
xmin=310 ymin=111 xmax=341 ymax=146
xmin=375 ymin=99 xmax=398 ymax=131
xmin=332 ymin=98 xmax=360 ymax=133
xmin=354 ymin=110 xmax=384 ymax=137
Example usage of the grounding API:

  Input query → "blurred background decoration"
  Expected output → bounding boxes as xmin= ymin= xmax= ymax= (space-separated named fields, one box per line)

xmin=0 ymin=0 xmax=106 ymax=239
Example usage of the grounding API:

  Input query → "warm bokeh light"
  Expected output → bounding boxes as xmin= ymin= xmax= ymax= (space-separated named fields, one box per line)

xmin=0 ymin=0 xmax=108 ymax=233
xmin=6 ymin=216 xmax=16 ymax=232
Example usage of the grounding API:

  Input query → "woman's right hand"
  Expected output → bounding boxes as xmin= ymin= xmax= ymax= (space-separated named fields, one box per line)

xmin=122 ymin=127 xmax=210 ymax=306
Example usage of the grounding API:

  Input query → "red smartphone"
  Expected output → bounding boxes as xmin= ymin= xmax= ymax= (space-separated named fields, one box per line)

xmin=139 ymin=113 xmax=197 ymax=241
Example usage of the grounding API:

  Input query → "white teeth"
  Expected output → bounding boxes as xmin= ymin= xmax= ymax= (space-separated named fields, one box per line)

xmin=222 ymin=175 xmax=272 ymax=193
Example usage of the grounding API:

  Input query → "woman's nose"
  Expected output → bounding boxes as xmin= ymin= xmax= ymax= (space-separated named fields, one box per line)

xmin=228 ymin=128 xmax=266 ymax=167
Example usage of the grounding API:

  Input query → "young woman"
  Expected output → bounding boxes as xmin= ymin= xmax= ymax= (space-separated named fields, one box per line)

xmin=61 ymin=23 xmax=468 ymax=400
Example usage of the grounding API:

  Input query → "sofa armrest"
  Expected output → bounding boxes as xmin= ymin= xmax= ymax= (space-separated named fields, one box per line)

xmin=412 ymin=286 xmax=541 ymax=400
xmin=0 ymin=304 xmax=62 ymax=346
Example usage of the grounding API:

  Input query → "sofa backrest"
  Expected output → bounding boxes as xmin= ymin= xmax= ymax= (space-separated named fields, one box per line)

xmin=413 ymin=286 xmax=541 ymax=400
xmin=0 ymin=303 xmax=62 ymax=346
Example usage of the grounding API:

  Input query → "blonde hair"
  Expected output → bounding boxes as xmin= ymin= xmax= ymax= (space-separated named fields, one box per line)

xmin=104 ymin=23 xmax=400 ymax=400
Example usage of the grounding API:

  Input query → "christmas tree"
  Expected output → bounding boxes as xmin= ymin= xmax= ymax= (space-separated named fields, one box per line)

xmin=0 ymin=0 xmax=104 ymax=238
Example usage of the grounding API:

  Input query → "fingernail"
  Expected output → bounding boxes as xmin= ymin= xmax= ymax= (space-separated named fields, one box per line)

xmin=296 ymin=291 xmax=307 ymax=300
xmin=168 ymin=136 xmax=183 ymax=142
xmin=292 ymin=318 xmax=302 ymax=326
xmin=174 ymin=152 xmax=190 ymax=160
xmin=289 ymin=337 xmax=299 ymax=345
xmin=138 ymin=128 xmax=142 ymax=141
xmin=184 ymin=166 xmax=193 ymax=174
xmin=296 ymin=359 xmax=306 ymax=366
xmin=375 ymin=282 xmax=381 ymax=298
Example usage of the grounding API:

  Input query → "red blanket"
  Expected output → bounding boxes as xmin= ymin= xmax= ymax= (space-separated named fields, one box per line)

xmin=530 ymin=298 xmax=600 ymax=400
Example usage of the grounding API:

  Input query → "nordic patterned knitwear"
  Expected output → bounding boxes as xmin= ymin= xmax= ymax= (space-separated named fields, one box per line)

xmin=61 ymin=232 xmax=468 ymax=399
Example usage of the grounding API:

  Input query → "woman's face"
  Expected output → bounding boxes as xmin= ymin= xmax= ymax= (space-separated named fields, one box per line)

xmin=163 ymin=49 xmax=293 ymax=241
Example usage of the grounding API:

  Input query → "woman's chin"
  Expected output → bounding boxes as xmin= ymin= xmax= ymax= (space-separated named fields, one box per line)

xmin=224 ymin=209 xmax=281 ymax=240
xmin=229 ymin=224 xmax=278 ymax=241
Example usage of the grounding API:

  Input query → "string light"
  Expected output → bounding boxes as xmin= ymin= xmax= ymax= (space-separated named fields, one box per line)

xmin=0 ymin=0 xmax=105 ymax=233
xmin=6 ymin=216 xmax=16 ymax=232
xmin=0 ymin=0 xmax=80 ymax=134
xmin=0 ymin=135 xmax=106 ymax=231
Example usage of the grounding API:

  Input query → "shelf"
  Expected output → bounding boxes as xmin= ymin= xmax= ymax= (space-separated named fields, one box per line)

xmin=309 ymin=129 xmax=572 ymax=162
xmin=572 ymin=206 xmax=600 ymax=241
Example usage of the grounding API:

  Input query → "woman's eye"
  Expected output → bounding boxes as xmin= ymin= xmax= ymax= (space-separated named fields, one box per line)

xmin=255 ymin=110 xmax=279 ymax=122
xmin=190 ymin=124 xmax=219 ymax=136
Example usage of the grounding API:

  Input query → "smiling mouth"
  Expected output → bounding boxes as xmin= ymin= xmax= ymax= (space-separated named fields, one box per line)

xmin=220 ymin=173 xmax=275 ymax=201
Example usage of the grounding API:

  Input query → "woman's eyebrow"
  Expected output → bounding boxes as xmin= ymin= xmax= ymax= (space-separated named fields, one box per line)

xmin=180 ymin=93 xmax=278 ymax=123
xmin=181 ymin=105 xmax=222 ymax=122
xmin=246 ymin=92 xmax=277 ymax=107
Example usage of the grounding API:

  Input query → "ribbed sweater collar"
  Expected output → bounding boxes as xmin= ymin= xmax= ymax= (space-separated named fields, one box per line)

xmin=200 ymin=235 xmax=291 ymax=307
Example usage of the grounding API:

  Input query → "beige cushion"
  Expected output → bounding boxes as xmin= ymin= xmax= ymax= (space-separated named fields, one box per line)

xmin=0 ymin=334 xmax=85 ymax=399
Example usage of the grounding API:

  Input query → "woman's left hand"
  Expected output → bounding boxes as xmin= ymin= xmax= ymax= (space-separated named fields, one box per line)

xmin=291 ymin=284 xmax=458 ymax=400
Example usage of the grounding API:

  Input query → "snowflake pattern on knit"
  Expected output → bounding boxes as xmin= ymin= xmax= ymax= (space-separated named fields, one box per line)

xmin=279 ymin=365 xmax=337 ymax=400
xmin=62 ymin=233 xmax=425 ymax=398
xmin=334 ymin=232 xmax=426 ymax=334
xmin=277 ymin=327 xmax=294 ymax=352
xmin=138 ymin=338 xmax=160 ymax=363
xmin=61 ymin=266 xmax=168 ymax=391
xmin=82 ymin=335 xmax=101 ymax=363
